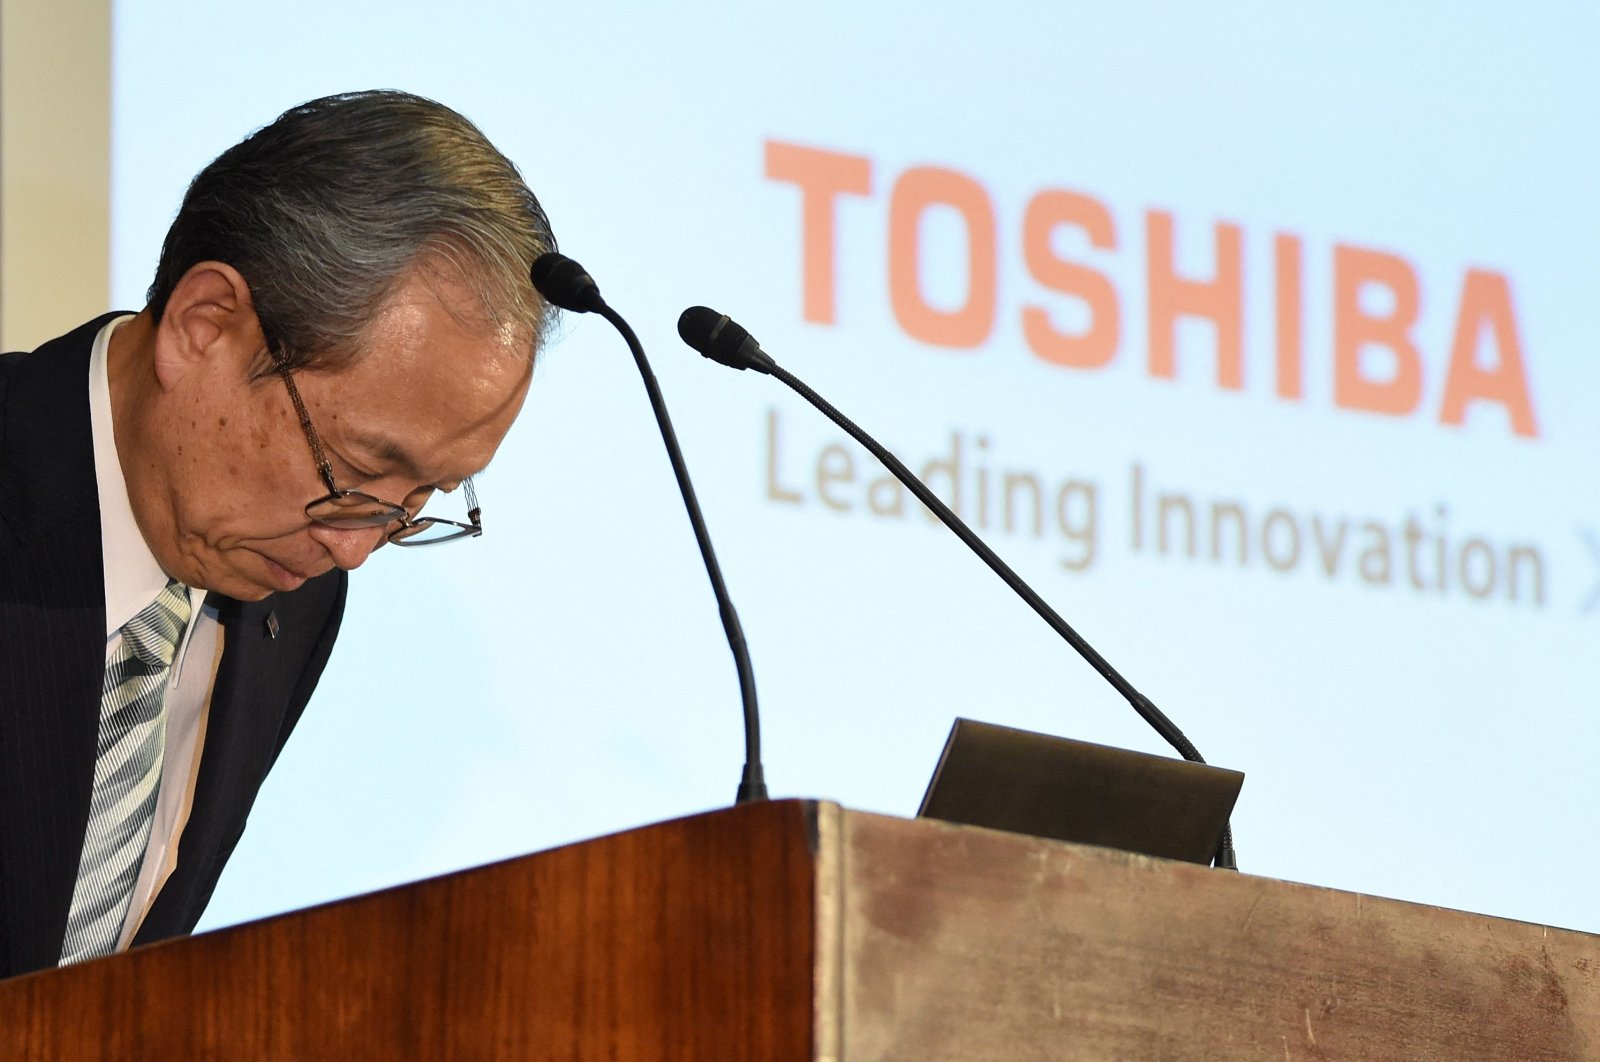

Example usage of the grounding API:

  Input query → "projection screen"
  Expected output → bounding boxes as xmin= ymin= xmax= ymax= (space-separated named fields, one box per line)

xmin=64 ymin=1 xmax=1600 ymax=935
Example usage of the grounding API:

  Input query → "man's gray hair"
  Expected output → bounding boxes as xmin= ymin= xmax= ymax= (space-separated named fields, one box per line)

xmin=147 ymin=90 xmax=557 ymax=373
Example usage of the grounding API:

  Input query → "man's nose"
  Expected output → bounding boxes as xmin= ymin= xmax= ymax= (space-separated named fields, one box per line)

xmin=308 ymin=523 xmax=388 ymax=571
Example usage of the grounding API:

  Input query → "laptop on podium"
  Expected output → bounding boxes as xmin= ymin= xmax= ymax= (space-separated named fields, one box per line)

xmin=918 ymin=718 xmax=1243 ymax=865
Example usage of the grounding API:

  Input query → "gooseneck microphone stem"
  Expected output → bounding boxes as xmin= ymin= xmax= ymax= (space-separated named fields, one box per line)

xmin=598 ymin=306 xmax=767 ymax=803
xmin=530 ymin=255 xmax=765 ymax=805
xmin=678 ymin=307 xmax=1232 ymax=867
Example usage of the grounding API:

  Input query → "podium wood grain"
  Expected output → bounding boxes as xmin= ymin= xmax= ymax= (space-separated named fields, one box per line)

xmin=0 ymin=800 xmax=817 ymax=1060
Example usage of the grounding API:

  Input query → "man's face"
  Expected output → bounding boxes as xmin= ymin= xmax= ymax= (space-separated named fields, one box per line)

xmin=138 ymin=267 xmax=535 ymax=601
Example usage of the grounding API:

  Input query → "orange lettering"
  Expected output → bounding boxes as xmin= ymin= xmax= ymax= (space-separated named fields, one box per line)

xmin=1440 ymin=270 xmax=1538 ymax=438
xmin=1334 ymin=245 xmax=1422 ymax=416
xmin=1275 ymin=233 xmax=1303 ymax=400
xmin=888 ymin=166 xmax=997 ymax=349
xmin=1021 ymin=190 xmax=1119 ymax=369
xmin=1146 ymin=211 xmax=1244 ymax=389
xmin=764 ymin=141 xmax=872 ymax=325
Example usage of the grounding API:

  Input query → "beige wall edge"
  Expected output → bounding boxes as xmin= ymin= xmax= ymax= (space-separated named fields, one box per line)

xmin=1 ymin=0 xmax=112 ymax=352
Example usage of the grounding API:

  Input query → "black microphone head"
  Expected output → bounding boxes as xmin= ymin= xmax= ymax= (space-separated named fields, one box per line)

xmin=677 ymin=305 xmax=773 ymax=373
xmin=677 ymin=305 xmax=731 ymax=356
xmin=531 ymin=252 xmax=605 ymax=314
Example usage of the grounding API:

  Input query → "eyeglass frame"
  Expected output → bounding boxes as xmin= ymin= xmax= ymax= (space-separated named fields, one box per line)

xmin=268 ymin=347 xmax=484 ymax=548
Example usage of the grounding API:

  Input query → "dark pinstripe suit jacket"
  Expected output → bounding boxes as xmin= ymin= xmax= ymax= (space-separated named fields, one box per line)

xmin=0 ymin=316 xmax=347 ymax=979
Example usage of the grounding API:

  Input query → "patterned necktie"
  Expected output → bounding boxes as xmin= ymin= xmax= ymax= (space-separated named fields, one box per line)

xmin=59 ymin=579 xmax=193 ymax=965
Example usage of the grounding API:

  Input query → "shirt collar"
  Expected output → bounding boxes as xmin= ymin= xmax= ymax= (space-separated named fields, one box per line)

xmin=90 ymin=315 xmax=173 ymax=637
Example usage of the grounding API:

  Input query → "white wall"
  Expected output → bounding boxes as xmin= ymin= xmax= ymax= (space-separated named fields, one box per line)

xmin=0 ymin=0 xmax=109 ymax=351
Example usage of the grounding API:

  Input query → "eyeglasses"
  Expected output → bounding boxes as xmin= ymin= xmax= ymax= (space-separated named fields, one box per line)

xmin=270 ymin=351 xmax=483 ymax=547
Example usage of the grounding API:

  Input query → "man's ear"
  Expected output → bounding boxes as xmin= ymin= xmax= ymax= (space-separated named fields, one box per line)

xmin=151 ymin=262 xmax=265 ymax=390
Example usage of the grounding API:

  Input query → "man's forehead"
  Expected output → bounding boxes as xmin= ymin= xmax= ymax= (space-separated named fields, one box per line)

xmin=357 ymin=278 xmax=534 ymax=362
xmin=314 ymin=319 xmax=533 ymax=481
xmin=388 ymin=254 xmax=535 ymax=351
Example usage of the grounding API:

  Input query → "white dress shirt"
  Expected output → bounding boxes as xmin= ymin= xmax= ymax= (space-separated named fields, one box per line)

xmin=87 ymin=316 xmax=224 ymax=952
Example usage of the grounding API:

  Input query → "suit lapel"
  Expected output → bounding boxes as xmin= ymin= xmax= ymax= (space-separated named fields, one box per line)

xmin=140 ymin=596 xmax=290 ymax=921
xmin=0 ymin=317 xmax=119 ymax=974
xmin=135 ymin=574 xmax=345 ymax=942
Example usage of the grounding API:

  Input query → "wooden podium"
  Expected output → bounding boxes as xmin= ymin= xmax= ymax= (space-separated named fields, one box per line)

xmin=0 ymin=800 xmax=1594 ymax=1059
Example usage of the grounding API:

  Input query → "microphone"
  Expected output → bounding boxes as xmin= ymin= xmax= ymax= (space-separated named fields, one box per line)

xmin=531 ymin=254 xmax=767 ymax=804
xmin=530 ymin=253 xmax=604 ymax=314
xmin=676 ymin=307 xmax=775 ymax=374
xmin=677 ymin=305 xmax=1236 ymax=869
